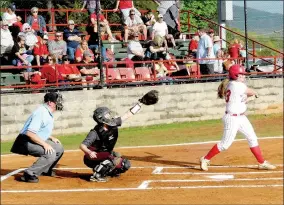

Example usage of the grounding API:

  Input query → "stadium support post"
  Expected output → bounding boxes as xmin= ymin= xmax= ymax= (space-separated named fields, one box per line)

xmin=244 ymin=0 xmax=250 ymax=71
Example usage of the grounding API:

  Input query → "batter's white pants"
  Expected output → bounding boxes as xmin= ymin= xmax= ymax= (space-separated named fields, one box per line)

xmin=217 ymin=114 xmax=259 ymax=151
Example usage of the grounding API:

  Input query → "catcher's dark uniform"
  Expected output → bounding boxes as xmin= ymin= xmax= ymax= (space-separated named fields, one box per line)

xmin=82 ymin=117 xmax=130 ymax=176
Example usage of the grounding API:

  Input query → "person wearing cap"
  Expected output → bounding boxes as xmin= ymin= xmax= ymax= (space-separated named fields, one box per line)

xmin=78 ymin=50 xmax=100 ymax=89
xmin=48 ymin=32 xmax=67 ymax=64
xmin=26 ymin=7 xmax=47 ymax=36
xmin=0 ymin=20 xmax=14 ymax=55
xmin=33 ymin=33 xmax=49 ymax=66
xmin=63 ymin=20 xmax=82 ymax=62
xmin=113 ymin=0 xmax=141 ymax=23
xmin=57 ymin=55 xmax=82 ymax=82
xmin=1 ymin=4 xmax=17 ymax=26
xmin=152 ymin=14 xmax=176 ymax=48
xmin=124 ymin=9 xmax=147 ymax=43
xmin=127 ymin=32 xmax=144 ymax=67
xmin=10 ymin=92 xmax=64 ymax=183
xmin=18 ymin=23 xmax=38 ymax=48
xmin=196 ymin=27 xmax=215 ymax=75
xmin=213 ymin=35 xmax=222 ymax=57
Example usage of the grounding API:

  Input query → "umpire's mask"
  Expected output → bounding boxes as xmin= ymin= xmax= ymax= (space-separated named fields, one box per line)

xmin=44 ymin=92 xmax=64 ymax=111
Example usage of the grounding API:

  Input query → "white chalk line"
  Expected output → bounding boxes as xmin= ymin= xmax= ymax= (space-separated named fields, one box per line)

xmin=156 ymin=171 xmax=283 ymax=175
xmin=2 ymin=184 xmax=283 ymax=193
xmin=0 ymin=168 xmax=26 ymax=182
xmin=137 ymin=178 xmax=284 ymax=189
xmin=1 ymin=165 xmax=283 ymax=182
xmin=2 ymin=136 xmax=283 ymax=157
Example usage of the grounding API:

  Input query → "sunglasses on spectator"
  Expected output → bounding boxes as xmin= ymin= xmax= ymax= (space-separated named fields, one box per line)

xmin=63 ymin=59 xmax=69 ymax=61
xmin=56 ymin=35 xmax=62 ymax=37
xmin=48 ymin=59 xmax=53 ymax=61
xmin=32 ymin=11 xmax=38 ymax=13
xmin=130 ymin=13 xmax=135 ymax=15
xmin=25 ymin=28 xmax=31 ymax=30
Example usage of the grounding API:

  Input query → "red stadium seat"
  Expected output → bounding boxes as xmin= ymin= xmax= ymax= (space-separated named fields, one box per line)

xmin=118 ymin=67 xmax=135 ymax=81
xmin=189 ymin=64 xmax=199 ymax=78
xmin=107 ymin=68 xmax=121 ymax=81
xmin=134 ymin=67 xmax=152 ymax=81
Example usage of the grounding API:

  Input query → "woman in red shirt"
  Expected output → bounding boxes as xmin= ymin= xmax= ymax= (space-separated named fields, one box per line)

xmin=40 ymin=54 xmax=64 ymax=84
xmin=75 ymin=40 xmax=94 ymax=63
xmin=229 ymin=39 xmax=241 ymax=63
xmin=57 ymin=55 xmax=82 ymax=82
xmin=33 ymin=34 xmax=49 ymax=66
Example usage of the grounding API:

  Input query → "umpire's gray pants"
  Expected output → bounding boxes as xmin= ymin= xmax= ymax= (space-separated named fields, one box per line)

xmin=25 ymin=139 xmax=64 ymax=176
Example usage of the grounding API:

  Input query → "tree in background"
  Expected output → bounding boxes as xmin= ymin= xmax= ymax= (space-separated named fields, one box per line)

xmin=180 ymin=0 xmax=218 ymax=33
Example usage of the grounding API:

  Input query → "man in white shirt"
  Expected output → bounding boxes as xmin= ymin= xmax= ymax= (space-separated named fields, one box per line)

xmin=196 ymin=27 xmax=215 ymax=75
xmin=0 ymin=20 xmax=14 ymax=55
xmin=1 ymin=4 xmax=17 ymax=26
xmin=127 ymin=33 xmax=144 ymax=67
xmin=124 ymin=9 xmax=147 ymax=43
xmin=152 ymin=14 xmax=176 ymax=48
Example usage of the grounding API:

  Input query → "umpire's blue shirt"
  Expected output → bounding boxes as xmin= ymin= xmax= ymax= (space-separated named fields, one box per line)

xmin=20 ymin=104 xmax=54 ymax=141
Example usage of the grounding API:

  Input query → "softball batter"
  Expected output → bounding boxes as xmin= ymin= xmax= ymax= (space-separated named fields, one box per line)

xmin=200 ymin=64 xmax=276 ymax=171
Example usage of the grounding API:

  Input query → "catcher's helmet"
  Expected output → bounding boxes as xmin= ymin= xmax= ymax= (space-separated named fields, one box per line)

xmin=93 ymin=107 xmax=117 ymax=126
xmin=229 ymin=64 xmax=246 ymax=80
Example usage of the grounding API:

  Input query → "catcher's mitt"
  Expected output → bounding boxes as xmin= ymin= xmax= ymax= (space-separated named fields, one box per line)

xmin=139 ymin=90 xmax=159 ymax=105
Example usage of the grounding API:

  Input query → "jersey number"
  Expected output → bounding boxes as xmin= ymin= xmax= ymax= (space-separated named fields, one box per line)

xmin=225 ymin=90 xmax=231 ymax=102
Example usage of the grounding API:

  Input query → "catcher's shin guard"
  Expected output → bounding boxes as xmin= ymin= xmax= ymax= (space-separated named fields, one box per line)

xmin=92 ymin=159 xmax=115 ymax=178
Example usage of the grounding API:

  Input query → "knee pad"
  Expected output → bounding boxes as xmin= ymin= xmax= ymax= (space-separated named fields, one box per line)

xmin=93 ymin=159 xmax=115 ymax=177
xmin=120 ymin=158 xmax=131 ymax=173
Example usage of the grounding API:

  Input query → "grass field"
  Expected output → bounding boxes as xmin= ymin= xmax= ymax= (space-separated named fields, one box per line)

xmin=1 ymin=113 xmax=283 ymax=154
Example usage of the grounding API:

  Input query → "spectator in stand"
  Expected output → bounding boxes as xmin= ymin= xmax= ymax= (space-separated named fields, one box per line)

xmin=57 ymin=55 xmax=82 ymax=82
xmin=152 ymin=14 xmax=176 ymax=48
xmin=145 ymin=35 xmax=168 ymax=60
xmin=81 ymin=0 xmax=101 ymax=14
xmin=124 ymin=9 xmax=147 ymax=43
xmin=113 ymin=0 xmax=141 ymax=23
xmin=188 ymin=32 xmax=199 ymax=58
xmin=154 ymin=58 xmax=168 ymax=78
xmin=63 ymin=20 xmax=81 ymax=62
xmin=196 ymin=27 xmax=215 ymax=75
xmin=75 ymin=39 xmax=94 ymax=63
xmin=48 ymin=32 xmax=67 ymax=64
xmin=18 ymin=23 xmax=38 ymax=49
xmin=40 ymin=54 xmax=64 ymax=84
xmin=0 ymin=20 xmax=14 ymax=55
xmin=26 ymin=7 xmax=47 ymax=36
xmin=127 ymin=33 xmax=144 ymax=67
xmin=208 ymin=29 xmax=214 ymax=43
xmin=87 ymin=27 xmax=107 ymax=62
xmin=141 ymin=10 xmax=156 ymax=39
xmin=33 ymin=34 xmax=49 ymax=66
xmin=89 ymin=12 xmax=117 ymax=42
xmin=213 ymin=35 xmax=222 ymax=56
xmin=11 ymin=35 xmax=34 ymax=72
xmin=78 ymin=50 xmax=100 ymax=90
xmin=229 ymin=39 xmax=242 ymax=63
xmin=13 ymin=16 xmax=23 ymax=31
xmin=1 ymin=4 xmax=17 ymax=26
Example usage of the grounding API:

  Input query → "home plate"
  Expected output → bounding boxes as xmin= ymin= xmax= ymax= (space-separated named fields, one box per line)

xmin=207 ymin=175 xmax=234 ymax=180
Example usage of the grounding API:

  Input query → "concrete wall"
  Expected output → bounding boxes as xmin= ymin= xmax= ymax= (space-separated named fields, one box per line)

xmin=1 ymin=78 xmax=283 ymax=141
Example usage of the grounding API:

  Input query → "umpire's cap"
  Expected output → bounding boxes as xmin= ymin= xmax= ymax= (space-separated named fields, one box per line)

xmin=44 ymin=92 xmax=64 ymax=111
xmin=93 ymin=107 xmax=117 ymax=126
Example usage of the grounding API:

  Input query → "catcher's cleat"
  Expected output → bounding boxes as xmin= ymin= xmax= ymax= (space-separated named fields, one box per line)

xmin=200 ymin=156 xmax=210 ymax=171
xmin=20 ymin=172 xmax=39 ymax=183
xmin=258 ymin=161 xmax=276 ymax=170
xmin=90 ymin=173 xmax=108 ymax=182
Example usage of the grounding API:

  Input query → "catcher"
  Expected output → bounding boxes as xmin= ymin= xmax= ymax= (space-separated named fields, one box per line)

xmin=79 ymin=90 xmax=159 ymax=182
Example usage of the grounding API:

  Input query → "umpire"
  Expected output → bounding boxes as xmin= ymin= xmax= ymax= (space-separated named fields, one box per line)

xmin=10 ymin=92 xmax=64 ymax=183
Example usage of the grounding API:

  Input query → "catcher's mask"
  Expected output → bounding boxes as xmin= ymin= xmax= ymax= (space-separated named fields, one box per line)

xmin=44 ymin=92 xmax=64 ymax=111
xmin=93 ymin=107 xmax=117 ymax=126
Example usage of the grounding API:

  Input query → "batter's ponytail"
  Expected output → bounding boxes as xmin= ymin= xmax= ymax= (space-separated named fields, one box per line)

xmin=217 ymin=78 xmax=230 ymax=99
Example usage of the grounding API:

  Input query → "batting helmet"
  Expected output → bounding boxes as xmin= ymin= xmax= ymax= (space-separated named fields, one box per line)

xmin=229 ymin=64 xmax=246 ymax=80
xmin=93 ymin=107 xmax=117 ymax=126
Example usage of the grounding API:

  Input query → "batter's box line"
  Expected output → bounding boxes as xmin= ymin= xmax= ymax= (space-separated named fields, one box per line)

xmin=137 ymin=178 xmax=284 ymax=189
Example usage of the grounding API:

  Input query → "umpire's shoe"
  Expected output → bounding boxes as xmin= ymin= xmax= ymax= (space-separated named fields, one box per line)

xmin=41 ymin=170 xmax=56 ymax=177
xmin=20 ymin=172 xmax=39 ymax=183
xmin=90 ymin=173 xmax=108 ymax=182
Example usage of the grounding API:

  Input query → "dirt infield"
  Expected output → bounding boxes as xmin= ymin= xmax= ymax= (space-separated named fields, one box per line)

xmin=1 ymin=137 xmax=283 ymax=204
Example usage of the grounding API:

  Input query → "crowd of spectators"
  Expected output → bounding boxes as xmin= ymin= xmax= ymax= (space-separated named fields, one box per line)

xmin=1 ymin=0 xmax=250 ymax=88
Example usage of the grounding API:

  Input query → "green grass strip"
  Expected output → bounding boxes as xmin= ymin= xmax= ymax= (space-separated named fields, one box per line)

xmin=1 ymin=113 xmax=282 ymax=155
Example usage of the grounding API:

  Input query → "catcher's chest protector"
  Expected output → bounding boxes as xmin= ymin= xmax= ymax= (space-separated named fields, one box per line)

xmin=94 ymin=126 xmax=119 ymax=152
